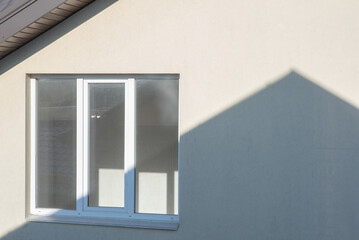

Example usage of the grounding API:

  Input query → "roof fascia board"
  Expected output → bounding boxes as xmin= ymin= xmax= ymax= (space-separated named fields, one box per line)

xmin=0 ymin=0 xmax=35 ymax=24
xmin=0 ymin=0 xmax=67 ymax=44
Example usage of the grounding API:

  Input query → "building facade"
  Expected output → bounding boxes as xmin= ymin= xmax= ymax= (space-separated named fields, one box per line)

xmin=0 ymin=0 xmax=359 ymax=239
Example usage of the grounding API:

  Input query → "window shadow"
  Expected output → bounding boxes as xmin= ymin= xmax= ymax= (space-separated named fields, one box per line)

xmin=0 ymin=0 xmax=118 ymax=75
xmin=2 ymin=70 xmax=359 ymax=239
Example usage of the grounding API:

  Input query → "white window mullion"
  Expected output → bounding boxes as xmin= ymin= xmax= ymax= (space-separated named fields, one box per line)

xmin=30 ymin=78 xmax=37 ymax=213
xmin=76 ymin=78 xmax=84 ymax=214
xmin=83 ymin=80 xmax=90 ymax=210
xmin=124 ymin=78 xmax=136 ymax=215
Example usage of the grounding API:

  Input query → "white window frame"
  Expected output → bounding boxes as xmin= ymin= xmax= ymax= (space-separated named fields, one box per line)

xmin=27 ymin=76 xmax=179 ymax=230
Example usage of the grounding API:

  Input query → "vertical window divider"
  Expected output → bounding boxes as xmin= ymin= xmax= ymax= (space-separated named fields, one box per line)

xmin=30 ymin=78 xmax=37 ymax=213
xmin=76 ymin=78 xmax=84 ymax=214
xmin=125 ymin=78 xmax=136 ymax=215
xmin=83 ymin=79 xmax=90 ymax=210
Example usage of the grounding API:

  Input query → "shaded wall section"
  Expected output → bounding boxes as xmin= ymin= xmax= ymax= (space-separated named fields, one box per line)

xmin=2 ymin=71 xmax=359 ymax=239
xmin=179 ymin=71 xmax=359 ymax=239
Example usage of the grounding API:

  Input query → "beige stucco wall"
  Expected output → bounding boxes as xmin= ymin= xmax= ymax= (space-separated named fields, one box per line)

xmin=0 ymin=0 xmax=359 ymax=239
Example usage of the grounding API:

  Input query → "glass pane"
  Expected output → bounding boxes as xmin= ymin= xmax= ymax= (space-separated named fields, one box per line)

xmin=135 ymin=80 xmax=179 ymax=215
xmin=88 ymin=83 xmax=125 ymax=208
xmin=36 ymin=79 xmax=76 ymax=210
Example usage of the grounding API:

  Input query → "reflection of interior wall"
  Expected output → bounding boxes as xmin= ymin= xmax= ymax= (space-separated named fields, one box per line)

xmin=89 ymin=114 xmax=125 ymax=207
xmin=136 ymin=126 xmax=178 ymax=214
xmin=137 ymin=172 xmax=167 ymax=214
xmin=98 ymin=169 xmax=124 ymax=207
xmin=37 ymin=120 xmax=76 ymax=210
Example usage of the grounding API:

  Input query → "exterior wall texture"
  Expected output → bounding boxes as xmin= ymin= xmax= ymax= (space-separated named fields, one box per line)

xmin=0 ymin=0 xmax=359 ymax=239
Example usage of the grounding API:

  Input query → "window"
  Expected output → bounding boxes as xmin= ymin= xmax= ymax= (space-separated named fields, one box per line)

xmin=26 ymin=75 xmax=179 ymax=230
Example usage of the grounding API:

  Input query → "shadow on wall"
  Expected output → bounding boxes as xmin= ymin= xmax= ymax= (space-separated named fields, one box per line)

xmin=2 ymin=71 xmax=359 ymax=240
xmin=179 ymin=71 xmax=359 ymax=240
xmin=0 ymin=0 xmax=118 ymax=75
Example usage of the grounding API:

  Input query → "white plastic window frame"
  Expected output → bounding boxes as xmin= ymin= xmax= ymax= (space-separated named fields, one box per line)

xmin=27 ymin=76 xmax=179 ymax=230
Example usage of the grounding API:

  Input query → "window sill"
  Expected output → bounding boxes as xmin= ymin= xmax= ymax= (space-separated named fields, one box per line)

xmin=26 ymin=214 xmax=179 ymax=230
